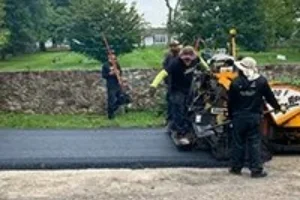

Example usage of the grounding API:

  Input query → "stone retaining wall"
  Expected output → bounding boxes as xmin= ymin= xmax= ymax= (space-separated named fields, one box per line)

xmin=0 ymin=65 xmax=299 ymax=114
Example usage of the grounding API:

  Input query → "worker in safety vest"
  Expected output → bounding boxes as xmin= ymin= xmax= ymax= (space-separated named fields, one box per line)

xmin=150 ymin=46 xmax=208 ymax=145
xmin=228 ymin=57 xmax=286 ymax=178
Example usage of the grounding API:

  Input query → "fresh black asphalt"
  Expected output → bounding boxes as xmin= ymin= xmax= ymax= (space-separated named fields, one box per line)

xmin=0 ymin=128 xmax=228 ymax=170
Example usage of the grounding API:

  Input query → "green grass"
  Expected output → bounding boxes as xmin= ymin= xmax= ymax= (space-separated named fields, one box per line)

xmin=0 ymin=111 xmax=164 ymax=129
xmin=0 ymin=51 xmax=99 ymax=72
xmin=239 ymin=48 xmax=300 ymax=65
xmin=118 ymin=46 xmax=165 ymax=69
xmin=0 ymin=47 xmax=299 ymax=72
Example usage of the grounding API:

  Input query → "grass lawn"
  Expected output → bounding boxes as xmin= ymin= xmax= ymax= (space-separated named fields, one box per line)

xmin=239 ymin=48 xmax=300 ymax=65
xmin=0 ymin=47 xmax=299 ymax=72
xmin=0 ymin=111 xmax=165 ymax=129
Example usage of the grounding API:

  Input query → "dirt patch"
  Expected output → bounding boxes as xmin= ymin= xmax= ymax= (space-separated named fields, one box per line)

xmin=0 ymin=156 xmax=300 ymax=200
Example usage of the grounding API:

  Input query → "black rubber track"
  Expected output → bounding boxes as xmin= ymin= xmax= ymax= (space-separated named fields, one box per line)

xmin=0 ymin=128 xmax=229 ymax=170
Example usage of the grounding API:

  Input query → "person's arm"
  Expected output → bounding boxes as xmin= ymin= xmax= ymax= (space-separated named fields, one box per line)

xmin=162 ymin=54 xmax=170 ymax=69
xmin=227 ymin=81 xmax=237 ymax=119
xmin=262 ymin=79 xmax=281 ymax=111
xmin=199 ymin=56 xmax=210 ymax=71
xmin=150 ymin=70 xmax=168 ymax=88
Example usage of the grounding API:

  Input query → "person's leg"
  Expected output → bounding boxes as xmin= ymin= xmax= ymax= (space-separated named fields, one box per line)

xmin=107 ymin=88 xmax=118 ymax=119
xmin=248 ymin=115 xmax=266 ymax=178
xmin=230 ymin=117 xmax=248 ymax=174
xmin=166 ymin=90 xmax=173 ymax=133
xmin=170 ymin=91 xmax=191 ymax=145
xmin=166 ymin=90 xmax=172 ymax=122
xmin=170 ymin=91 xmax=186 ymax=133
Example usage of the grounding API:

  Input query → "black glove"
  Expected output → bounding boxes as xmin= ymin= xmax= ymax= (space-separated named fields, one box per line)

xmin=149 ymin=86 xmax=157 ymax=96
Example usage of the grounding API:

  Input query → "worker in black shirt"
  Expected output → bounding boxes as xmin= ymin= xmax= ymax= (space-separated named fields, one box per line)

xmin=150 ymin=46 xmax=203 ymax=145
xmin=163 ymin=40 xmax=181 ymax=125
xmin=102 ymin=54 xmax=122 ymax=119
xmin=228 ymin=57 xmax=286 ymax=178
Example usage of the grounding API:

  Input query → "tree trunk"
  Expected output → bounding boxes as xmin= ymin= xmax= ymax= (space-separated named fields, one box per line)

xmin=52 ymin=38 xmax=58 ymax=48
xmin=164 ymin=0 xmax=182 ymax=43
xmin=39 ymin=41 xmax=46 ymax=52
xmin=0 ymin=51 xmax=6 ymax=60
xmin=165 ymin=0 xmax=173 ymax=43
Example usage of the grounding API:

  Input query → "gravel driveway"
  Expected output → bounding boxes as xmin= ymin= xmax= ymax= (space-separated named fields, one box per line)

xmin=0 ymin=156 xmax=299 ymax=200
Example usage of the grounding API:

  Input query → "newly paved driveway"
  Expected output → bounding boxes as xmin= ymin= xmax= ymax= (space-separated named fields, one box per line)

xmin=0 ymin=129 xmax=227 ymax=169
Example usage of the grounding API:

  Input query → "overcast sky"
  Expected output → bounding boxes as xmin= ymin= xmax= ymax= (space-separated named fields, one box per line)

xmin=124 ymin=0 xmax=177 ymax=27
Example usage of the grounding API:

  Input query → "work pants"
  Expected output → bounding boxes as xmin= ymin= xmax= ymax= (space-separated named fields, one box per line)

xmin=231 ymin=113 xmax=263 ymax=173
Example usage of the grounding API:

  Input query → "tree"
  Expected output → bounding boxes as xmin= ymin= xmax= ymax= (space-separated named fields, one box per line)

xmin=5 ymin=0 xmax=37 ymax=54
xmin=48 ymin=0 xmax=71 ymax=47
xmin=173 ymin=0 xmax=267 ymax=51
xmin=4 ymin=0 xmax=52 ymax=53
xmin=0 ymin=0 xmax=9 ymax=58
xmin=173 ymin=0 xmax=227 ymax=47
xmin=164 ymin=0 xmax=182 ymax=41
xmin=31 ymin=0 xmax=53 ymax=51
xmin=261 ymin=0 xmax=300 ymax=47
xmin=67 ymin=0 xmax=144 ymax=62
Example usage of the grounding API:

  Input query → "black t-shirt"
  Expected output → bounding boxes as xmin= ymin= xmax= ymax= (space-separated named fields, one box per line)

xmin=163 ymin=52 xmax=178 ymax=85
xmin=165 ymin=57 xmax=198 ymax=94
xmin=163 ymin=52 xmax=178 ymax=69
xmin=101 ymin=62 xmax=122 ymax=89
xmin=228 ymin=75 xmax=281 ymax=117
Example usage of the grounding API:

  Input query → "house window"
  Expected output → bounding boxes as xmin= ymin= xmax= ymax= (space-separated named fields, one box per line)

xmin=154 ymin=34 xmax=167 ymax=44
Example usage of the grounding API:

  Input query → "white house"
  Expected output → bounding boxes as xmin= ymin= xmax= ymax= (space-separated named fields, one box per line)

xmin=142 ymin=27 xmax=169 ymax=46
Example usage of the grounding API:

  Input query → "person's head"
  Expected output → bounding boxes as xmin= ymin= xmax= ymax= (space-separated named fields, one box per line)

xmin=108 ymin=54 xmax=117 ymax=64
xmin=179 ymin=46 xmax=197 ymax=67
xmin=169 ymin=40 xmax=181 ymax=54
xmin=235 ymin=57 xmax=260 ymax=81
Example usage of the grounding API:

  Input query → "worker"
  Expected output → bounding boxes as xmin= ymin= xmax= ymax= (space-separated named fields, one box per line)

xmin=228 ymin=57 xmax=286 ymax=178
xmin=102 ymin=54 xmax=122 ymax=119
xmin=163 ymin=40 xmax=181 ymax=126
xmin=150 ymin=46 xmax=202 ymax=145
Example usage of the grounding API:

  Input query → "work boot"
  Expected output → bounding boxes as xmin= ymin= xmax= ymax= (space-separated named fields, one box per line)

xmin=229 ymin=168 xmax=242 ymax=176
xmin=251 ymin=171 xmax=268 ymax=178
xmin=177 ymin=132 xmax=191 ymax=145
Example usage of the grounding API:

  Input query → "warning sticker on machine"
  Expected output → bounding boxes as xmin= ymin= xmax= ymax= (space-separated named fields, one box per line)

xmin=266 ymin=84 xmax=300 ymax=125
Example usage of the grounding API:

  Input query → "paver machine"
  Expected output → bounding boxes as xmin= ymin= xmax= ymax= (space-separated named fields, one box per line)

xmin=172 ymin=29 xmax=300 ymax=160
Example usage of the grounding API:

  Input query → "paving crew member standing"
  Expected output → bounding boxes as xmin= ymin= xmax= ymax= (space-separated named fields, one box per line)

xmin=150 ymin=46 xmax=207 ymax=145
xmin=102 ymin=54 xmax=123 ymax=119
xmin=228 ymin=57 xmax=286 ymax=178
xmin=163 ymin=40 xmax=181 ymax=125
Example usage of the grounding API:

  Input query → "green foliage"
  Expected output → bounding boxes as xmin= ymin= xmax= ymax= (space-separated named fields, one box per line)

xmin=0 ymin=111 xmax=164 ymax=129
xmin=118 ymin=46 xmax=165 ymax=68
xmin=4 ymin=0 xmax=52 ymax=54
xmin=0 ymin=0 xmax=9 ymax=49
xmin=174 ymin=0 xmax=267 ymax=51
xmin=48 ymin=0 xmax=70 ymax=45
xmin=262 ymin=0 xmax=300 ymax=48
xmin=0 ymin=51 xmax=98 ymax=72
xmin=67 ymin=0 xmax=144 ymax=62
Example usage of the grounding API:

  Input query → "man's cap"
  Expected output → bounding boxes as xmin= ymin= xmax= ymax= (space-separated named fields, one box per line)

xmin=179 ymin=46 xmax=197 ymax=61
xmin=169 ymin=40 xmax=180 ymax=46
xmin=235 ymin=57 xmax=260 ymax=81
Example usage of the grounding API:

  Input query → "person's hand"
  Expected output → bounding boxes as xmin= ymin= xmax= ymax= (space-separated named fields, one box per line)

xmin=275 ymin=105 xmax=287 ymax=114
xmin=149 ymin=86 xmax=157 ymax=96
xmin=109 ymin=70 xmax=115 ymax=75
xmin=280 ymin=105 xmax=287 ymax=114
